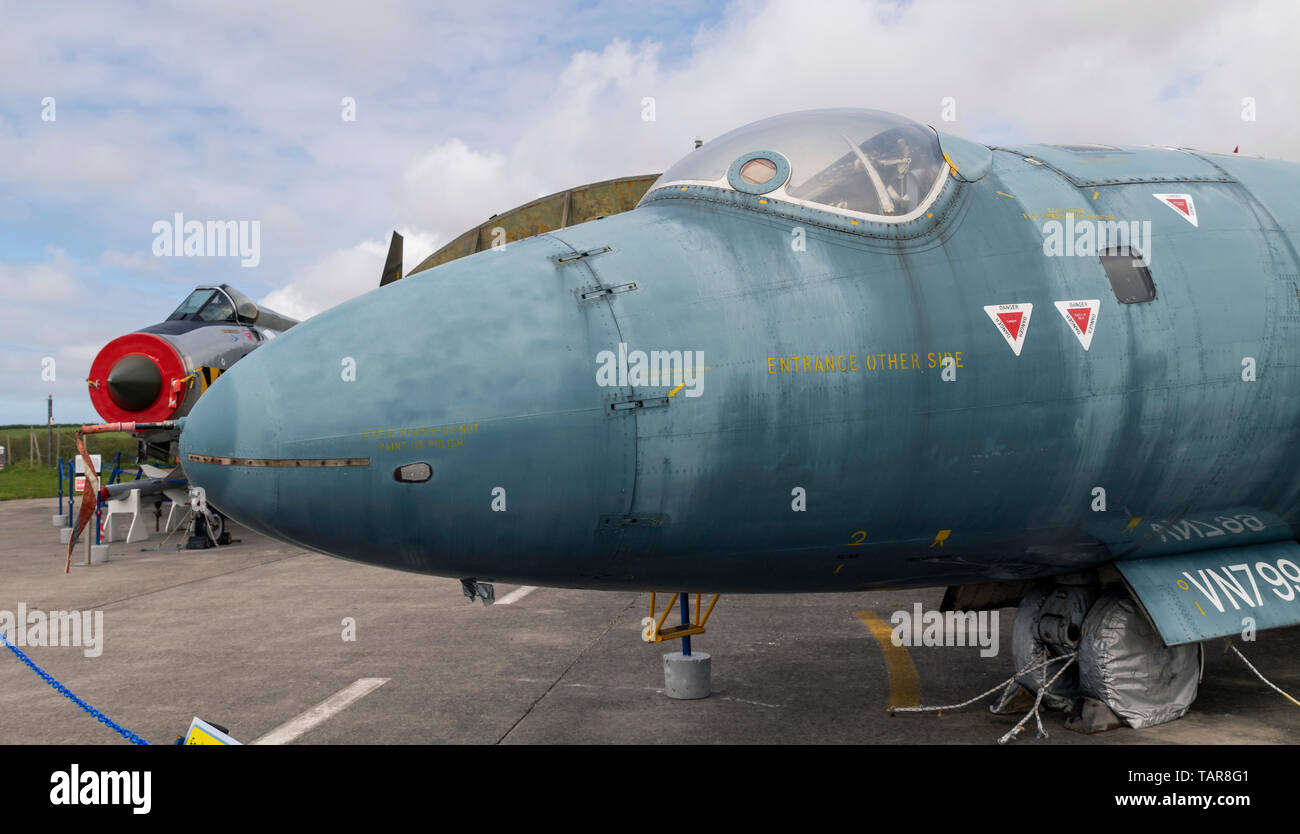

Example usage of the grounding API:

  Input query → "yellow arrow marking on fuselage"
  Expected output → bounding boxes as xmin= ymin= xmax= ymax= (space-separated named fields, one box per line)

xmin=662 ymin=365 xmax=711 ymax=397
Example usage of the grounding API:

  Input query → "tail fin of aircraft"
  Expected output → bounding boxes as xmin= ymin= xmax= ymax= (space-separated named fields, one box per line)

xmin=380 ymin=231 xmax=403 ymax=287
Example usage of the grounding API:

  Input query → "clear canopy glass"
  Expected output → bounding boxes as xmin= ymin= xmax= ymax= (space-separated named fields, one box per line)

xmin=167 ymin=285 xmax=258 ymax=324
xmin=198 ymin=292 xmax=236 ymax=323
xmin=169 ymin=289 xmax=216 ymax=319
xmin=648 ymin=108 xmax=946 ymax=219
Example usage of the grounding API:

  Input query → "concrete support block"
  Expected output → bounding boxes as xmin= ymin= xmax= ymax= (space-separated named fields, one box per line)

xmin=663 ymin=651 xmax=711 ymax=700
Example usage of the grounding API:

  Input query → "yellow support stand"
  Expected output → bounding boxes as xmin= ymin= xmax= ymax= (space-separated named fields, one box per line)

xmin=641 ymin=592 xmax=720 ymax=643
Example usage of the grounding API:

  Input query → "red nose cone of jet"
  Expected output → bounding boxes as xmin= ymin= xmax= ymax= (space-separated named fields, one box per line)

xmin=87 ymin=333 xmax=187 ymax=423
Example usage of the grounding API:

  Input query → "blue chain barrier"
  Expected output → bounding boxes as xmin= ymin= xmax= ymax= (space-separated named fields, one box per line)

xmin=1 ymin=629 xmax=149 ymax=745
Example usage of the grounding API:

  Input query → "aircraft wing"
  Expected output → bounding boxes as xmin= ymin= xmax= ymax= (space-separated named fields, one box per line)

xmin=1116 ymin=541 xmax=1300 ymax=644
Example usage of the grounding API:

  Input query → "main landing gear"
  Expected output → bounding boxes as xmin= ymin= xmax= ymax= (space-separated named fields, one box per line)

xmin=1011 ymin=573 xmax=1201 ymax=732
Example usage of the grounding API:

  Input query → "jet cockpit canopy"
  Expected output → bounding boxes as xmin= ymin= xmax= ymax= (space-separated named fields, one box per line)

xmin=166 ymin=284 xmax=297 ymax=332
xmin=642 ymin=108 xmax=949 ymax=222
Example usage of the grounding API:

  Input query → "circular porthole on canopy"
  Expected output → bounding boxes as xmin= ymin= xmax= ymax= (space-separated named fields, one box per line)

xmin=740 ymin=158 xmax=776 ymax=184
xmin=727 ymin=150 xmax=789 ymax=194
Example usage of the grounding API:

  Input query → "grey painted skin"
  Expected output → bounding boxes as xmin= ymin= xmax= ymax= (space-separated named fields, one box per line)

xmin=180 ymin=109 xmax=1300 ymax=596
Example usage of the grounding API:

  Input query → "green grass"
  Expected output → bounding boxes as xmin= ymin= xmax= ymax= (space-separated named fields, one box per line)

xmin=0 ymin=424 xmax=145 ymax=469
xmin=0 ymin=465 xmax=64 ymax=501
xmin=0 ymin=426 xmax=171 ymax=500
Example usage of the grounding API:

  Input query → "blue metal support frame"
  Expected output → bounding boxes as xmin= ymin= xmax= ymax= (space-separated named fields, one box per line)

xmin=680 ymin=593 xmax=691 ymax=656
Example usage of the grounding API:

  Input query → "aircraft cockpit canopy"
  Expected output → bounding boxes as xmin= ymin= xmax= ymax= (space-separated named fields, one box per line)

xmin=167 ymin=285 xmax=259 ymax=325
xmin=643 ymin=108 xmax=949 ymax=222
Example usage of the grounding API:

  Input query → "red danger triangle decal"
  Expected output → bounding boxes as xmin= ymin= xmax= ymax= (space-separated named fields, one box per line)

xmin=997 ymin=312 xmax=1022 ymax=340
xmin=1153 ymin=193 xmax=1199 ymax=227
xmin=1054 ymin=299 xmax=1100 ymax=350
xmin=984 ymin=303 xmax=1033 ymax=355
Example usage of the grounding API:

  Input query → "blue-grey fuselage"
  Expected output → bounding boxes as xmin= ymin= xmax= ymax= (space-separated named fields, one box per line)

xmin=179 ymin=109 xmax=1300 ymax=595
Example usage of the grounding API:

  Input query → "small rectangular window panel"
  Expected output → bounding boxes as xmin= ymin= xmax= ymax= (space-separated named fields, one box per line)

xmin=1099 ymin=247 xmax=1155 ymax=303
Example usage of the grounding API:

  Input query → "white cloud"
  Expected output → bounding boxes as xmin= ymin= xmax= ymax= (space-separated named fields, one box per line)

xmin=260 ymin=229 xmax=438 ymax=320
xmin=396 ymin=140 xmax=515 ymax=240
xmin=0 ymin=252 xmax=86 ymax=303
xmin=0 ymin=252 xmax=159 ymax=424
xmin=99 ymin=249 xmax=166 ymax=274
xmin=373 ymin=0 xmax=1299 ymax=271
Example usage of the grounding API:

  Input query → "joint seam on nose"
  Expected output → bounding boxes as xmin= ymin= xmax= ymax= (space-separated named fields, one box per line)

xmin=187 ymin=454 xmax=370 ymax=467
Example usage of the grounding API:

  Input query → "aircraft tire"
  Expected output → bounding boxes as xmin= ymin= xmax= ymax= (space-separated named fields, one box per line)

xmin=1012 ymin=583 xmax=1082 ymax=710
xmin=1077 ymin=590 xmax=1201 ymax=729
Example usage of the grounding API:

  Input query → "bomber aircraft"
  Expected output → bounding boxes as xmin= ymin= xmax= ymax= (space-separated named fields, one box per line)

xmin=174 ymin=108 xmax=1300 ymax=728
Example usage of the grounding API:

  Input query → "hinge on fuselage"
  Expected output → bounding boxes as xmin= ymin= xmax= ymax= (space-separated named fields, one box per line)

xmin=579 ymin=282 xmax=637 ymax=302
xmin=596 ymin=513 xmax=666 ymax=529
xmin=610 ymin=396 xmax=669 ymax=412
xmin=555 ymin=246 xmax=612 ymax=264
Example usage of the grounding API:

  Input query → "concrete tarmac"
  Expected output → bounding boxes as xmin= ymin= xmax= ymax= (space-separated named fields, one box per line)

xmin=2 ymin=498 xmax=1297 ymax=744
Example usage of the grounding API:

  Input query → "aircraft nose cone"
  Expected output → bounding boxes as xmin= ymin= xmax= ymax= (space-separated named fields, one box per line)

xmin=180 ymin=231 xmax=631 ymax=583
xmin=180 ymin=331 xmax=378 ymax=555
xmin=106 ymin=354 xmax=162 ymax=411
xmin=179 ymin=352 xmax=286 ymax=539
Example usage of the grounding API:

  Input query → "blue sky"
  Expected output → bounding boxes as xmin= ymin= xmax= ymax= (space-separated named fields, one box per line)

xmin=1 ymin=0 xmax=1295 ymax=425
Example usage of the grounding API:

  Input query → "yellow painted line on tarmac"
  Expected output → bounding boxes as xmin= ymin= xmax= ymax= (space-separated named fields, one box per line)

xmin=854 ymin=610 xmax=920 ymax=709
